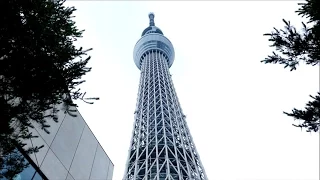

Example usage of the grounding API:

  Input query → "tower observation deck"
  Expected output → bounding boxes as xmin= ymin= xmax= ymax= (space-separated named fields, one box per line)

xmin=124 ymin=13 xmax=208 ymax=180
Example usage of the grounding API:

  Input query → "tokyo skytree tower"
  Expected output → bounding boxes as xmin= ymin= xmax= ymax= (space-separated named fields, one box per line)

xmin=124 ymin=13 xmax=207 ymax=180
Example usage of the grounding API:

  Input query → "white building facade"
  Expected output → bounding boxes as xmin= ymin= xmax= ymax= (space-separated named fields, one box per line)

xmin=9 ymin=103 xmax=114 ymax=180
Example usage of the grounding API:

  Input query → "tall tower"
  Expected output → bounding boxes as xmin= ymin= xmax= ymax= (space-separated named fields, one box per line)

xmin=124 ymin=13 xmax=207 ymax=180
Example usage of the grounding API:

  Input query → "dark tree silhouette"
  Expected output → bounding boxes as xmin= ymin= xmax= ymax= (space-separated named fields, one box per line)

xmin=0 ymin=0 xmax=98 ymax=178
xmin=262 ymin=0 xmax=320 ymax=132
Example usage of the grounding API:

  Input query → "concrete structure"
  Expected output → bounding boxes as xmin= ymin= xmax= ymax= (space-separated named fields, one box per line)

xmin=12 ymin=103 xmax=114 ymax=180
xmin=124 ymin=13 xmax=207 ymax=180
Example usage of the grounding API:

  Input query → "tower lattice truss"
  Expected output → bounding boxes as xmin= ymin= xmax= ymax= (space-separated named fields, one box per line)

xmin=124 ymin=50 xmax=207 ymax=180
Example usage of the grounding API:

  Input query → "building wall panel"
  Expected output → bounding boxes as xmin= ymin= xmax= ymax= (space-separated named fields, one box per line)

xmin=35 ymin=104 xmax=67 ymax=146
xmin=107 ymin=162 xmax=114 ymax=180
xmin=69 ymin=126 xmax=98 ymax=180
xmin=40 ymin=149 xmax=68 ymax=180
xmin=90 ymin=144 xmax=111 ymax=180
xmin=50 ymin=110 xmax=85 ymax=169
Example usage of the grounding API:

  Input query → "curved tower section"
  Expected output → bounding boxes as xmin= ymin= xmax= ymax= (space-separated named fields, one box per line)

xmin=124 ymin=13 xmax=207 ymax=180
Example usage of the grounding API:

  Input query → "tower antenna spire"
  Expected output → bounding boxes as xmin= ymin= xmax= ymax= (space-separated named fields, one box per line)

xmin=149 ymin=12 xmax=155 ymax=26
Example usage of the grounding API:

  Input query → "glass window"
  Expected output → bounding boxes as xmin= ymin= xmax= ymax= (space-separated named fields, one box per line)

xmin=32 ymin=173 xmax=42 ymax=180
xmin=13 ymin=165 xmax=35 ymax=180
xmin=0 ymin=148 xmax=46 ymax=180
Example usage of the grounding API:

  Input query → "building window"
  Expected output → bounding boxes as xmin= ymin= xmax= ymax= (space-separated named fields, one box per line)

xmin=0 ymin=148 xmax=47 ymax=180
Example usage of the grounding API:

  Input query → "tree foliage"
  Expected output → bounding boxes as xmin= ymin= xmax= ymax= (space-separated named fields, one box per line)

xmin=262 ymin=0 xmax=320 ymax=132
xmin=0 ymin=0 xmax=98 ymax=178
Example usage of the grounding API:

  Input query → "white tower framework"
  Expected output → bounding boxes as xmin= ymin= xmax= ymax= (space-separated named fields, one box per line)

xmin=124 ymin=13 xmax=207 ymax=180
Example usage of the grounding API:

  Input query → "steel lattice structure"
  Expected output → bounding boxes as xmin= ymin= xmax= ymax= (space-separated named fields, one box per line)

xmin=124 ymin=13 xmax=207 ymax=180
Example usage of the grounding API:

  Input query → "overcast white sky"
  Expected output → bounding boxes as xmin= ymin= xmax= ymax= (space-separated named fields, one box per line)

xmin=64 ymin=1 xmax=319 ymax=180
